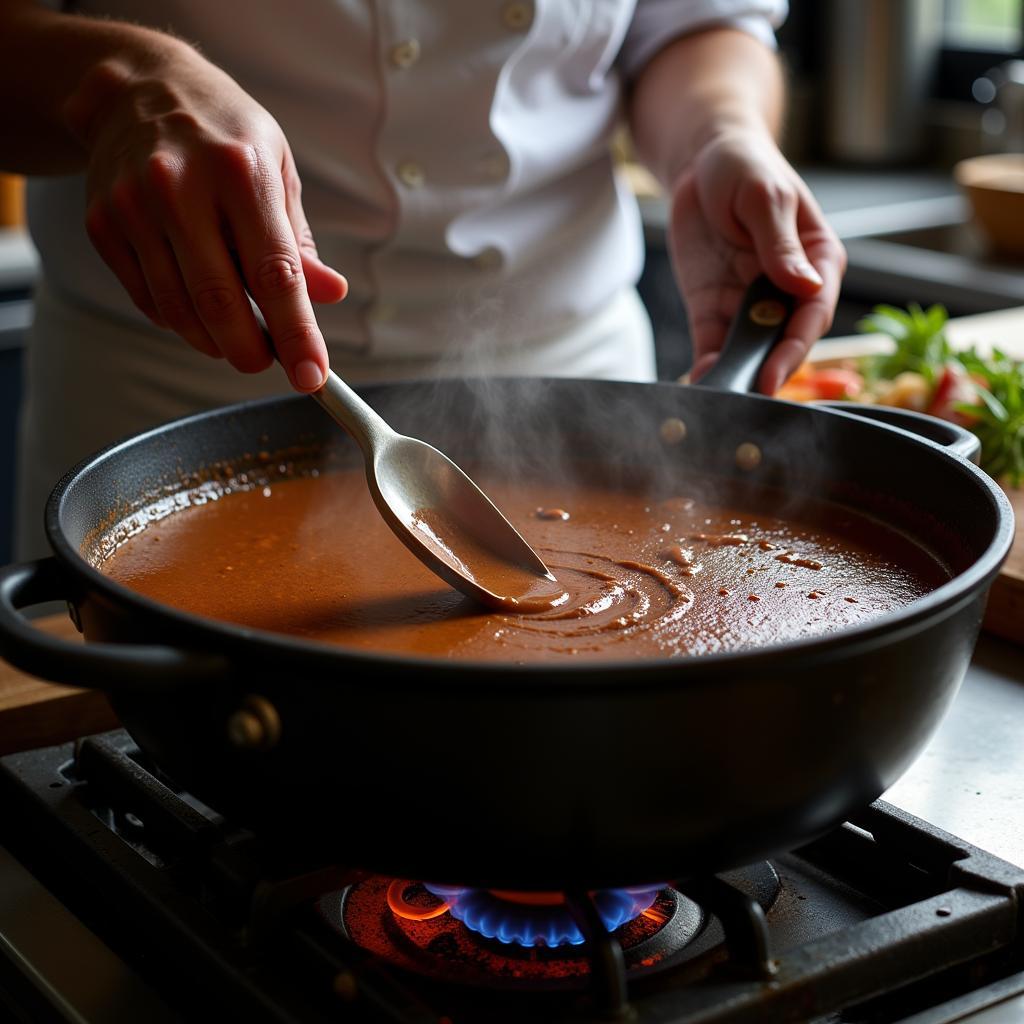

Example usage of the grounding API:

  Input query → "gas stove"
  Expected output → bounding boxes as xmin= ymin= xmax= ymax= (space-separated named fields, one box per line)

xmin=1 ymin=727 xmax=1022 ymax=1024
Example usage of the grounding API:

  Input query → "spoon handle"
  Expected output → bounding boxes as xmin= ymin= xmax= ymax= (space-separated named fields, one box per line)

xmin=245 ymin=294 xmax=393 ymax=457
xmin=311 ymin=371 xmax=395 ymax=458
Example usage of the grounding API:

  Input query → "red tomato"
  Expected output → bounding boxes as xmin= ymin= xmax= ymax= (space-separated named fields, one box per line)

xmin=927 ymin=364 xmax=982 ymax=426
xmin=810 ymin=367 xmax=864 ymax=400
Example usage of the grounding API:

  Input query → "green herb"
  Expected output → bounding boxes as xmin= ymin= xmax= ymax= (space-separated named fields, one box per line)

xmin=954 ymin=347 xmax=1024 ymax=487
xmin=857 ymin=304 xmax=954 ymax=385
xmin=858 ymin=305 xmax=1024 ymax=487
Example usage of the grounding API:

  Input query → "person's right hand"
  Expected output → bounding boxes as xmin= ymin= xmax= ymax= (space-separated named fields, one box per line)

xmin=64 ymin=40 xmax=347 ymax=392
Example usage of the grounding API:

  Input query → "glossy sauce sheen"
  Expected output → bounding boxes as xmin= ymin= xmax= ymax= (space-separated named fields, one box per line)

xmin=101 ymin=469 xmax=949 ymax=662
xmin=407 ymin=507 xmax=566 ymax=612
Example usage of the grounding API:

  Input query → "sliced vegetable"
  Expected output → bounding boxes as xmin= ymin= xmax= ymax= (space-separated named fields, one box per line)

xmin=806 ymin=367 xmax=864 ymax=400
xmin=926 ymin=363 xmax=983 ymax=427
xmin=765 ymin=304 xmax=1024 ymax=486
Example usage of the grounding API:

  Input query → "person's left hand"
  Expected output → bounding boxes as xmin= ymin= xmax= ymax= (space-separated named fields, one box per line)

xmin=667 ymin=129 xmax=846 ymax=394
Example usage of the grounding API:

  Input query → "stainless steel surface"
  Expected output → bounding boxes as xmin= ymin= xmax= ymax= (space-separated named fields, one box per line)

xmin=312 ymin=368 xmax=555 ymax=607
xmin=825 ymin=195 xmax=967 ymax=241
xmin=0 ymin=845 xmax=178 ymax=1023
xmin=885 ymin=633 xmax=1024 ymax=869
xmin=969 ymin=994 xmax=1024 ymax=1023
xmin=825 ymin=0 xmax=943 ymax=163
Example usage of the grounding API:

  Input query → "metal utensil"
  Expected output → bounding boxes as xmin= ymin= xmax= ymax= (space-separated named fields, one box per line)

xmin=311 ymin=369 xmax=562 ymax=611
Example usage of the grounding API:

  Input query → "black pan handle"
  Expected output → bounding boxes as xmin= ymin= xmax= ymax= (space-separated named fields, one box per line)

xmin=693 ymin=276 xmax=796 ymax=394
xmin=815 ymin=401 xmax=982 ymax=464
xmin=0 ymin=558 xmax=231 ymax=692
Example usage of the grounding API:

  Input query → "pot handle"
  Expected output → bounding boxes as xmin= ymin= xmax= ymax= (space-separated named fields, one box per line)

xmin=814 ymin=401 xmax=982 ymax=464
xmin=693 ymin=276 xmax=796 ymax=394
xmin=0 ymin=558 xmax=231 ymax=692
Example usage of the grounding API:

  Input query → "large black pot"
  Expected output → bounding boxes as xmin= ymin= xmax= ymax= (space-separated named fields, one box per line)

xmin=0 ymin=283 xmax=1014 ymax=888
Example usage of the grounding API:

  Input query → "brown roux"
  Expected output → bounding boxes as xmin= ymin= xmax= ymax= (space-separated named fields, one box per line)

xmin=99 ymin=468 xmax=949 ymax=663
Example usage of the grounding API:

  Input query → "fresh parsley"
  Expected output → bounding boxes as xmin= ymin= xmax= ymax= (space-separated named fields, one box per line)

xmin=858 ymin=305 xmax=1024 ymax=486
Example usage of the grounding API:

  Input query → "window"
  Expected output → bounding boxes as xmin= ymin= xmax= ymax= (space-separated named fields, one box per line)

xmin=944 ymin=0 xmax=1022 ymax=50
xmin=936 ymin=0 xmax=1023 ymax=101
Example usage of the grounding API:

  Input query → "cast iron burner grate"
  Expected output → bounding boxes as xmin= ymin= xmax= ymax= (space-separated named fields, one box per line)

xmin=1 ymin=730 xmax=1023 ymax=1024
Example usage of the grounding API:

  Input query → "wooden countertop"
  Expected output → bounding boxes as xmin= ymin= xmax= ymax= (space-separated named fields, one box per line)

xmin=0 ymin=614 xmax=119 ymax=756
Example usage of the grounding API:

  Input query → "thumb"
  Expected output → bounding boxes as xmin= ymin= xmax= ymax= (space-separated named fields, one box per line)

xmin=293 ymin=214 xmax=348 ymax=304
xmin=282 ymin=156 xmax=348 ymax=304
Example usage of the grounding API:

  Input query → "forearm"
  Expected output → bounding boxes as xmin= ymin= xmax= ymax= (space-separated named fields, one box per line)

xmin=0 ymin=0 xmax=193 ymax=174
xmin=627 ymin=27 xmax=784 ymax=189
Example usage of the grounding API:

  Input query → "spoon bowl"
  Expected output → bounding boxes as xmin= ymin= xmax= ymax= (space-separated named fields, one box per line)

xmin=312 ymin=371 xmax=564 ymax=610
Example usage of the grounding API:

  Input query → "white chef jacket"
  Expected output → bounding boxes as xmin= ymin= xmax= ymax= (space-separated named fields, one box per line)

xmin=27 ymin=0 xmax=786 ymax=362
xmin=17 ymin=0 xmax=786 ymax=561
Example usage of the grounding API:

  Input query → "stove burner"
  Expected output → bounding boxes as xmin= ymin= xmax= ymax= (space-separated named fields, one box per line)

xmin=331 ymin=876 xmax=704 ymax=991
xmin=416 ymin=883 xmax=662 ymax=948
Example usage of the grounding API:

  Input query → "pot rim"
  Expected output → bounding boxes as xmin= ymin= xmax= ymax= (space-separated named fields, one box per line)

xmin=44 ymin=383 xmax=1016 ymax=686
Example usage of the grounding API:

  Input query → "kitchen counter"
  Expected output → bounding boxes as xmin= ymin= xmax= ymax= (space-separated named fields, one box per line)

xmin=636 ymin=167 xmax=966 ymax=245
xmin=884 ymin=633 xmax=1024 ymax=870
xmin=637 ymin=165 xmax=1024 ymax=327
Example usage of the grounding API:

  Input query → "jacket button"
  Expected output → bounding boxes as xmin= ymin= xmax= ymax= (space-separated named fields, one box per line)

xmin=474 ymin=247 xmax=503 ymax=270
xmin=390 ymin=39 xmax=420 ymax=69
xmin=502 ymin=2 xmax=533 ymax=30
xmin=396 ymin=161 xmax=425 ymax=188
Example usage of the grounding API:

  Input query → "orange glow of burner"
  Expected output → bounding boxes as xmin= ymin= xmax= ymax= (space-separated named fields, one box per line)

xmin=386 ymin=880 xmax=451 ymax=921
xmin=641 ymin=906 xmax=669 ymax=925
xmin=488 ymin=890 xmax=567 ymax=906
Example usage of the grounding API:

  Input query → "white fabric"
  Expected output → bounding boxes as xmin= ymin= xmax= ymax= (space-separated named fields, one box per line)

xmin=18 ymin=0 xmax=785 ymax=558
xmin=15 ymin=279 xmax=655 ymax=560
xmin=28 ymin=0 xmax=785 ymax=361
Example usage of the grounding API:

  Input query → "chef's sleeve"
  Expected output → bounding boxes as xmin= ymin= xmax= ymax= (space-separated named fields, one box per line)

xmin=617 ymin=0 xmax=788 ymax=80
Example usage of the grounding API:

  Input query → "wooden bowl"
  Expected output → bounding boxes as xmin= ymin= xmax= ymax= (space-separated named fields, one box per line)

xmin=954 ymin=153 xmax=1024 ymax=260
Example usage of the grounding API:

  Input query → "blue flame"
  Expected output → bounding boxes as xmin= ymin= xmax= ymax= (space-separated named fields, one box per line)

xmin=422 ymin=884 xmax=662 ymax=948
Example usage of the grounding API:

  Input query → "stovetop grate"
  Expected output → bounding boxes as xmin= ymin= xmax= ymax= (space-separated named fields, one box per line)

xmin=1 ymin=730 xmax=1023 ymax=1023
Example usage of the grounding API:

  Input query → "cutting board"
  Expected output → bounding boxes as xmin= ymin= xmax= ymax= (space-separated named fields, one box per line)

xmin=985 ymin=486 xmax=1024 ymax=644
xmin=813 ymin=305 xmax=1024 ymax=645
xmin=0 ymin=615 xmax=118 ymax=756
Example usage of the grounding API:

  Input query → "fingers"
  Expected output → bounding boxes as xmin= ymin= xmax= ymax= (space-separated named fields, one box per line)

xmin=85 ymin=203 xmax=165 ymax=329
xmin=671 ymin=141 xmax=846 ymax=394
xmin=756 ymin=221 xmax=847 ymax=395
xmin=734 ymin=178 xmax=824 ymax=297
xmin=684 ymin=284 xmax=746 ymax=382
xmin=98 ymin=181 xmax=226 ymax=359
xmin=219 ymin=146 xmax=331 ymax=392
xmin=166 ymin=225 xmax=274 ymax=372
xmin=86 ymin=142 xmax=344 ymax=390
xmin=109 ymin=158 xmax=272 ymax=367
xmin=134 ymin=238 xmax=225 ymax=360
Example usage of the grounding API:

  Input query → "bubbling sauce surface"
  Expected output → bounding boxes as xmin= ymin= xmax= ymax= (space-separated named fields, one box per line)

xmin=100 ymin=468 xmax=948 ymax=662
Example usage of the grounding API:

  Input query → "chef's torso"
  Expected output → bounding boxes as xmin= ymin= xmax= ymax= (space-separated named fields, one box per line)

xmin=28 ymin=0 xmax=785 ymax=364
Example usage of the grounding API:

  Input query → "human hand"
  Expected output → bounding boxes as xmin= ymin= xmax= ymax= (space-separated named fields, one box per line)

xmin=667 ymin=130 xmax=846 ymax=394
xmin=65 ymin=42 xmax=347 ymax=392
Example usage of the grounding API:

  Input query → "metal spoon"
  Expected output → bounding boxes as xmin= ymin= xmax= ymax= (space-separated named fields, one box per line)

xmin=311 ymin=370 xmax=564 ymax=611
